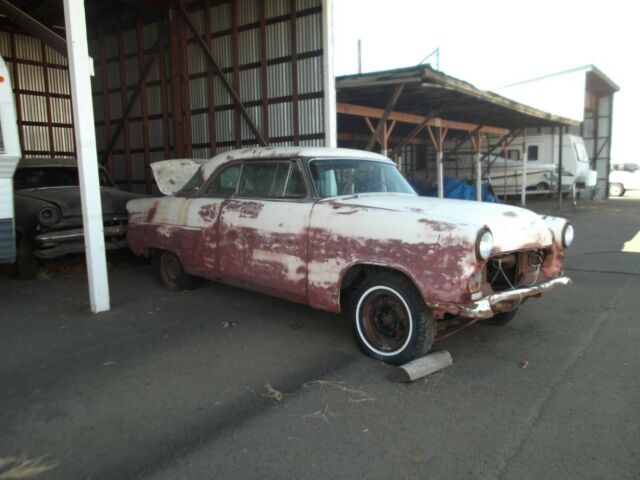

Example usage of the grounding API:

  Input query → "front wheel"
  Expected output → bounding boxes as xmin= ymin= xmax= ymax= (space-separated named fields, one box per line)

xmin=351 ymin=272 xmax=436 ymax=365
xmin=609 ymin=183 xmax=625 ymax=197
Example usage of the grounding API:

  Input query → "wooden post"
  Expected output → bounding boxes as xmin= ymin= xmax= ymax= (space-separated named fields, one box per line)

xmin=557 ymin=127 xmax=563 ymax=207
xmin=471 ymin=130 xmax=483 ymax=202
xmin=521 ymin=130 xmax=528 ymax=206
xmin=63 ymin=0 xmax=110 ymax=312
xmin=427 ymin=126 xmax=447 ymax=198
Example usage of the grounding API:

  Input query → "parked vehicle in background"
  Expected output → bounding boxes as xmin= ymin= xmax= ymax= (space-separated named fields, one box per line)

xmin=127 ymin=147 xmax=573 ymax=364
xmin=0 ymin=55 xmax=22 ymax=264
xmin=482 ymin=156 xmax=557 ymax=194
xmin=503 ymin=133 xmax=593 ymax=191
xmin=609 ymin=163 xmax=640 ymax=197
xmin=13 ymin=158 xmax=143 ymax=278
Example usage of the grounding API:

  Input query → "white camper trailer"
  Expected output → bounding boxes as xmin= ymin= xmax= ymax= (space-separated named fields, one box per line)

xmin=0 ymin=56 xmax=21 ymax=263
xmin=499 ymin=133 xmax=592 ymax=190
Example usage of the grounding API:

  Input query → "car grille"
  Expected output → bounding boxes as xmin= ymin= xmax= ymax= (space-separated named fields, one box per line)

xmin=487 ymin=250 xmax=546 ymax=292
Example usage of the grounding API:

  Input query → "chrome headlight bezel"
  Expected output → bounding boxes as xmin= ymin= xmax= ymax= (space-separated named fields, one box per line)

xmin=561 ymin=222 xmax=574 ymax=248
xmin=38 ymin=204 xmax=61 ymax=226
xmin=476 ymin=228 xmax=493 ymax=261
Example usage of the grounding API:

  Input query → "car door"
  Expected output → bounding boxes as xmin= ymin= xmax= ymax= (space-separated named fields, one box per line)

xmin=183 ymin=161 xmax=242 ymax=278
xmin=218 ymin=159 xmax=312 ymax=300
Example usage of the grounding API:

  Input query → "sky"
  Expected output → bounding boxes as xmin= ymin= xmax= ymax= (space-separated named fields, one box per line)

xmin=333 ymin=0 xmax=639 ymax=162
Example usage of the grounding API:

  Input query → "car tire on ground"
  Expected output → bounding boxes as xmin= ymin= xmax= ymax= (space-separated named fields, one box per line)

xmin=351 ymin=271 xmax=436 ymax=365
xmin=14 ymin=237 xmax=40 ymax=280
xmin=154 ymin=250 xmax=199 ymax=291
xmin=609 ymin=183 xmax=625 ymax=197
xmin=483 ymin=308 xmax=519 ymax=326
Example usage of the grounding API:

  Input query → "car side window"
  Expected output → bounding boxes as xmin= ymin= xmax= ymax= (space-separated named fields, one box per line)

xmin=284 ymin=164 xmax=307 ymax=198
xmin=238 ymin=162 xmax=291 ymax=198
xmin=203 ymin=163 xmax=241 ymax=197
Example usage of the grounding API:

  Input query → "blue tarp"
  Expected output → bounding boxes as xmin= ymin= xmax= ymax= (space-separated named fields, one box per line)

xmin=410 ymin=177 xmax=500 ymax=203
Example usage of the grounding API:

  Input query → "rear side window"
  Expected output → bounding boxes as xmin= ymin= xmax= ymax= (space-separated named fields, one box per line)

xmin=238 ymin=161 xmax=302 ymax=198
xmin=527 ymin=145 xmax=539 ymax=161
xmin=204 ymin=163 xmax=241 ymax=197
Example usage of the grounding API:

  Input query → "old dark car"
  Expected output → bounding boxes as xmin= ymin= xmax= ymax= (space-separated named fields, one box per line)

xmin=13 ymin=158 xmax=142 ymax=277
xmin=127 ymin=147 xmax=573 ymax=364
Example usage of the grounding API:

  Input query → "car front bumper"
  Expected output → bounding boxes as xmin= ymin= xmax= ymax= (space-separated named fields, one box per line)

xmin=456 ymin=276 xmax=572 ymax=319
xmin=34 ymin=225 xmax=128 ymax=259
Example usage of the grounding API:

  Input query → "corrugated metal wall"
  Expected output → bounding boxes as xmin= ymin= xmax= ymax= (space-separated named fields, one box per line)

xmin=90 ymin=0 xmax=325 ymax=192
xmin=0 ymin=0 xmax=325 ymax=193
xmin=581 ymin=92 xmax=613 ymax=195
xmin=0 ymin=30 xmax=75 ymax=159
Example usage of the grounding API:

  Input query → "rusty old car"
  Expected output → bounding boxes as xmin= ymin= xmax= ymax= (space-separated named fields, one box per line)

xmin=126 ymin=147 xmax=573 ymax=364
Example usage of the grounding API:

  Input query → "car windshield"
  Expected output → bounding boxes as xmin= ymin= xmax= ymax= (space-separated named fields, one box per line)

xmin=13 ymin=166 xmax=116 ymax=190
xmin=309 ymin=159 xmax=415 ymax=198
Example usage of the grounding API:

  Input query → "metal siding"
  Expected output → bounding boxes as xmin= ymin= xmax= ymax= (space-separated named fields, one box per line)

xmin=2 ymin=0 xmax=326 ymax=192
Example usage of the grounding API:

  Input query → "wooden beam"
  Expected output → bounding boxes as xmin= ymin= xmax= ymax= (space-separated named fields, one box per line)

xmin=0 ymin=0 xmax=67 ymax=56
xmin=365 ymin=84 xmax=404 ymax=151
xmin=136 ymin=15 xmax=152 ymax=193
xmin=173 ymin=0 xmax=268 ymax=146
xmin=390 ymin=108 xmax=442 ymax=158
xmin=101 ymin=22 xmax=167 ymax=167
xmin=337 ymin=102 xmax=509 ymax=136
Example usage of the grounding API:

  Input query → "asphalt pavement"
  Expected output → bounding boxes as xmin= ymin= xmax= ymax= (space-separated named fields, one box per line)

xmin=0 ymin=197 xmax=638 ymax=479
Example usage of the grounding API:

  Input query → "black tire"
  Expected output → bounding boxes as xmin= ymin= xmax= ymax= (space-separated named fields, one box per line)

xmin=483 ymin=308 xmax=519 ymax=326
xmin=351 ymin=271 xmax=436 ymax=365
xmin=15 ymin=237 xmax=40 ymax=279
xmin=609 ymin=183 xmax=625 ymax=197
xmin=153 ymin=250 xmax=199 ymax=291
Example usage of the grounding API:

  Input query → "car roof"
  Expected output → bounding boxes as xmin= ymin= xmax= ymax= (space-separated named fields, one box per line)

xmin=202 ymin=146 xmax=392 ymax=179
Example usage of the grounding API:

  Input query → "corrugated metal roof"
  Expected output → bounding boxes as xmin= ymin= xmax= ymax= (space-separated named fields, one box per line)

xmin=337 ymin=65 xmax=580 ymax=133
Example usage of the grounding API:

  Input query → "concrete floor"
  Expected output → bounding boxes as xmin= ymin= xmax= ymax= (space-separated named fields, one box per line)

xmin=1 ymin=198 xmax=639 ymax=479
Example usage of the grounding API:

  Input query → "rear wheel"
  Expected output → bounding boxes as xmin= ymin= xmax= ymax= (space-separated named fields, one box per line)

xmin=154 ymin=250 xmax=199 ymax=291
xmin=351 ymin=271 xmax=436 ymax=365
xmin=483 ymin=308 xmax=519 ymax=326
xmin=609 ymin=183 xmax=625 ymax=197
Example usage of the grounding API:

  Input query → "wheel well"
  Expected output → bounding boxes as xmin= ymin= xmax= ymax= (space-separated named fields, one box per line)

xmin=339 ymin=264 xmax=419 ymax=311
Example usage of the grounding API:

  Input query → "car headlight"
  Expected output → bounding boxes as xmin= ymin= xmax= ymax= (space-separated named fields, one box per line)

xmin=38 ymin=205 xmax=60 ymax=226
xmin=476 ymin=229 xmax=493 ymax=261
xmin=562 ymin=223 xmax=574 ymax=248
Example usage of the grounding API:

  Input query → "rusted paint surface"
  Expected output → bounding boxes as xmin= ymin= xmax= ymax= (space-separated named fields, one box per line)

xmin=127 ymin=147 xmax=572 ymax=322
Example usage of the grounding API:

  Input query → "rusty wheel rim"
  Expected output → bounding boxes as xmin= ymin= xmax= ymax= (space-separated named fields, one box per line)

xmin=160 ymin=253 xmax=181 ymax=286
xmin=357 ymin=286 xmax=413 ymax=356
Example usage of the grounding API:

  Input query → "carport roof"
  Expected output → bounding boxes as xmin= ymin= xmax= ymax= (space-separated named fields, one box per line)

xmin=336 ymin=65 xmax=580 ymax=131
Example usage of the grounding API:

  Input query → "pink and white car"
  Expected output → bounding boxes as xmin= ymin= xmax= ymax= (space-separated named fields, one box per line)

xmin=126 ymin=147 xmax=573 ymax=364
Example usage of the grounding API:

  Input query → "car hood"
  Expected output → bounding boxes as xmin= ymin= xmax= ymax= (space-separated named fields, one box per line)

xmin=323 ymin=193 xmax=554 ymax=253
xmin=16 ymin=187 xmax=144 ymax=216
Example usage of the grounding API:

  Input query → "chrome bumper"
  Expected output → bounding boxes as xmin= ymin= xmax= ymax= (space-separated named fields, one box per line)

xmin=34 ymin=225 xmax=128 ymax=259
xmin=457 ymin=276 xmax=572 ymax=319
xmin=36 ymin=225 xmax=127 ymax=243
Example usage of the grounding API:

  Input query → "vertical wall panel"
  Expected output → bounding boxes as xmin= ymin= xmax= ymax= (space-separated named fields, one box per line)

xmin=2 ymin=0 xmax=326 ymax=190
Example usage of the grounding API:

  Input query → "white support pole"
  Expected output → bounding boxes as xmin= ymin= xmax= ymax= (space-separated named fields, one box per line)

xmin=63 ymin=0 xmax=110 ymax=313
xmin=436 ymin=151 xmax=444 ymax=198
xmin=475 ymin=151 xmax=482 ymax=202
xmin=521 ymin=131 xmax=528 ymax=207
xmin=322 ymin=0 xmax=337 ymax=148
